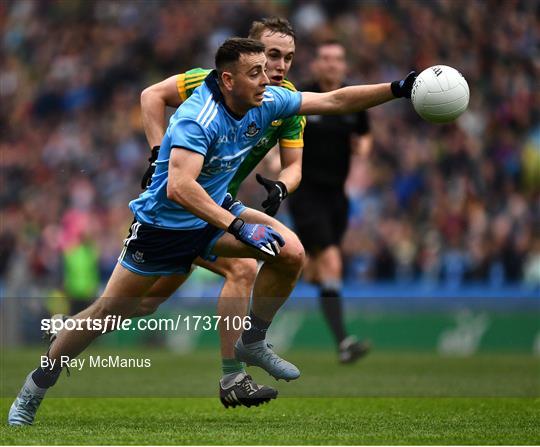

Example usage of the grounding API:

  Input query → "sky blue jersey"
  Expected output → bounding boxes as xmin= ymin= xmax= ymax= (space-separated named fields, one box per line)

xmin=129 ymin=71 xmax=302 ymax=229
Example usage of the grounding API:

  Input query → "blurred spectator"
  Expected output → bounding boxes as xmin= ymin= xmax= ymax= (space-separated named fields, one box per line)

xmin=59 ymin=210 xmax=100 ymax=313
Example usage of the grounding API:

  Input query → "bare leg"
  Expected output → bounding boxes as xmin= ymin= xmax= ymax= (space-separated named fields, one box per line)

xmin=48 ymin=264 xmax=161 ymax=362
xmin=313 ymin=245 xmax=342 ymax=284
xmin=135 ymin=258 xmax=256 ymax=359
xmin=134 ymin=274 xmax=191 ymax=317
xmin=195 ymin=257 xmax=256 ymax=358
xmin=212 ymin=207 xmax=305 ymax=321
xmin=211 ymin=207 xmax=305 ymax=380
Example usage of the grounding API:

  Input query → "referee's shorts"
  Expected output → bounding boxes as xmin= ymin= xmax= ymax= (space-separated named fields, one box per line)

xmin=288 ymin=184 xmax=349 ymax=255
xmin=119 ymin=194 xmax=246 ymax=276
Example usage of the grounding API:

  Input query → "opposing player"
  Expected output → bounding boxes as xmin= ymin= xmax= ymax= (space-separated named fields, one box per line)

xmin=137 ymin=18 xmax=304 ymax=407
xmin=9 ymin=37 xmax=415 ymax=426
xmin=291 ymin=41 xmax=371 ymax=363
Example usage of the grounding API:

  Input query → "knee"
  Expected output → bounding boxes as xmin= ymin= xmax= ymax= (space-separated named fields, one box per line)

xmin=223 ymin=258 xmax=258 ymax=286
xmin=136 ymin=297 xmax=162 ymax=317
xmin=280 ymin=235 xmax=306 ymax=273
xmin=91 ymin=297 xmax=138 ymax=319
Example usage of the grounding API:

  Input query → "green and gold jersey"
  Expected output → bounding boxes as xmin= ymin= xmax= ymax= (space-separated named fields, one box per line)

xmin=176 ymin=68 xmax=306 ymax=197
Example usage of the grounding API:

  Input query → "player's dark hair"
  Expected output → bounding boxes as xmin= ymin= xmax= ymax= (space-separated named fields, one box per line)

xmin=215 ymin=37 xmax=266 ymax=74
xmin=249 ymin=17 xmax=296 ymax=42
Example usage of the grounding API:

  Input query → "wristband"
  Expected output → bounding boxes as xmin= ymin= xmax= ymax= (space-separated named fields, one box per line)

xmin=228 ymin=217 xmax=245 ymax=237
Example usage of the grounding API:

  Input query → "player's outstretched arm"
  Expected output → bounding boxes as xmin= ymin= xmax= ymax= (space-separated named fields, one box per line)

xmin=298 ymin=72 xmax=416 ymax=116
xmin=141 ymin=75 xmax=184 ymax=148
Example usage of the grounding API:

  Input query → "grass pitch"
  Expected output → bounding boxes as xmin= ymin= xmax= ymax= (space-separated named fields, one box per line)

xmin=1 ymin=348 xmax=539 ymax=444
xmin=2 ymin=397 xmax=538 ymax=445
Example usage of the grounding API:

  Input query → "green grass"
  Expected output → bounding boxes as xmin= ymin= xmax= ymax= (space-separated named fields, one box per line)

xmin=1 ymin=397 xmax=538 ymax=444
xmin=2 ymin=348 xmax=538 ymax=397
xmin=1 ymin=348 xmax=539 ymax=444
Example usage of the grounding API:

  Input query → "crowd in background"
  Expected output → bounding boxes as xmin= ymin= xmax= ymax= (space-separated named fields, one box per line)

xmin=1 ymin=0 xmax=539 ymax=298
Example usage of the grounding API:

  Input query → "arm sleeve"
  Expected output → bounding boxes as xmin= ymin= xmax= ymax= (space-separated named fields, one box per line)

xmin=170 ymin=119 xmax=209 ymax=157
xmin=176 ymin=68 xmax=212 ymax=102
xmin=267 ymin=87 xmax=302 ymax=120
xmin=278 ymin=115 xmax=306 ymax=149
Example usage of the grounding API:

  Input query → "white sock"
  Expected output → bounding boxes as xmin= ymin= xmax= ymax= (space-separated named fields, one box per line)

xmin=220 ymin=371 xmax=246 ymax=388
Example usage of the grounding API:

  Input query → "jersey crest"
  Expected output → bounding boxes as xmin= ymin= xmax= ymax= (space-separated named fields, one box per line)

xmin=244 ymin=121 xmax=261 ymax=138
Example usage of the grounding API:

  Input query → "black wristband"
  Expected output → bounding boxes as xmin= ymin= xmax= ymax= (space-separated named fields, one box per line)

xmin=390 ymin=80 xmax=402 ymax=98
xmin=149 ymin=146 xmax=160 ymax=162
xmin=276 ymin=181 xmax=288 ymax=199
xmin=228 ymin=217 xmax=245 ymax=238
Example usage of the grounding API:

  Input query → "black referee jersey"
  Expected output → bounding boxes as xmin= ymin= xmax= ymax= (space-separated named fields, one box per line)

xmin=299 ymin=81 xmax=370 ymax=190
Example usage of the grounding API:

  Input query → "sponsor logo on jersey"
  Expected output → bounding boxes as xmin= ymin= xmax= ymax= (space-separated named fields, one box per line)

xmin=254 ymin=137 xmax=270 ymax=150
xmin=202 ymin=145 xmax=253 ymax=175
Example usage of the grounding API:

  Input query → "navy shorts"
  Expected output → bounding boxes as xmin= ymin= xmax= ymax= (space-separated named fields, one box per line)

xmin=119 ymin=194 xmax=246 ymax=276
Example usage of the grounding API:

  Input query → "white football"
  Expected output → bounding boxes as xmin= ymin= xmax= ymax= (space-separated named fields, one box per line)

xmin=411 ymin=65 xmax=470 ymax=123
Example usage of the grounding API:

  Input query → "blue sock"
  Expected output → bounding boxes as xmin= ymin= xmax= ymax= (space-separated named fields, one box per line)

xmin=241 ymin=311 xmax=271 ymax=344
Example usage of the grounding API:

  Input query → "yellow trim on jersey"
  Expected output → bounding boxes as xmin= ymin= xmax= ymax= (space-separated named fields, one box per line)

xmin=176 ymin=74 xmax=187 ymax=102
xmin=184 ymin=74 xmax=208 ymax=90
xmin=185 ymin=72 xmax=208 ymax=82
xmin=300 ymin=115 xmax=307 ymax=131
xmin=177 ymin=73 xmax=209 ymax=101
xmin=281 ymin=79 xmax=297 ymax=91
xmin=279 ymin=138 xmax=304 ymax=148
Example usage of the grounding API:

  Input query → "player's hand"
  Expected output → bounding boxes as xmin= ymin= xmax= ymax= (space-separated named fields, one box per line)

xmin=255 ymin=174 xmax=288 ymax=217
xmin=391 ymin=71 xmax=417 ymax=99
xmin=228 ymin=217 xmax=285 ymax=256
xmin=140 ymin=145 xmax=160 ymax=189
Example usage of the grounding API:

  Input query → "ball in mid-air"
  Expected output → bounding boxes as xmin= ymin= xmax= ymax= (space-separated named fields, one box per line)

xmin=411 ymin=65 xmax=470 ymax=123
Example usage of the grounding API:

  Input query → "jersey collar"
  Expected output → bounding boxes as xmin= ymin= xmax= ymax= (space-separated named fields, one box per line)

xmin=204 ymin=70 xmax=243 ymax=121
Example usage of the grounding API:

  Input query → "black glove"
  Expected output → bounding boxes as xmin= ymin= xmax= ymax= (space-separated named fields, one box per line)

xmin=255 ymin=173 xmax=288 ymax=217
xmin=391 ymin=71 xmax=417 ymax=99
xmin=140 ymin=146 xmax=160 ymax=189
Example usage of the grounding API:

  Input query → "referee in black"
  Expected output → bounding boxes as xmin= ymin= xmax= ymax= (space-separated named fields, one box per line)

xmin=289 ymin=41 xmax=371 ymax=363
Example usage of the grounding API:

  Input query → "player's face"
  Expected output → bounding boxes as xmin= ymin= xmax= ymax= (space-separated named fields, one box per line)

xmin=313 ymin=44 xmax=347 ymax=85
xmin=232 ymin=52 xmax=269 ymax=109
xmin=259 ymin=30 xmax=295 ymax=86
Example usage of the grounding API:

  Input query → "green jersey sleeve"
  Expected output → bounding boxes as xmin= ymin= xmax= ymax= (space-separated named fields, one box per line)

xmin=176 ymin=68 xmax=212 ymax=101
xmin=277 ymin=114 xmax=306 ymax=149
xmin=277 ymin=79 xmax=305 ymax=148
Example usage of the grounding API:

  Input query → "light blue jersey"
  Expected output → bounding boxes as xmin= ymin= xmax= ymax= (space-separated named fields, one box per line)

xmin=130 ymin=71 xmax=302 ymax=229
